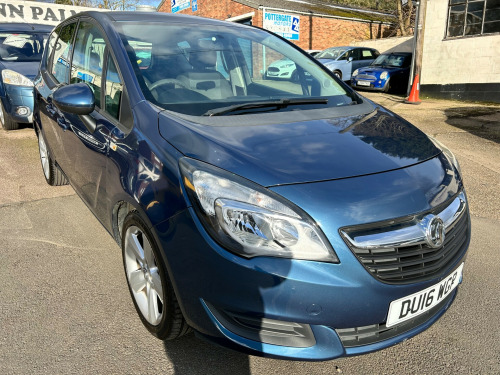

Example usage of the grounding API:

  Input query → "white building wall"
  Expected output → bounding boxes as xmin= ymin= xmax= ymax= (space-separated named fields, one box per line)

xmin=422 ymin=0 xmax=500 ymax=85
xmin=0 ymin=0 xmax=105 ymax=26
xmin=353 ymin=36 xmax=413 ymax=54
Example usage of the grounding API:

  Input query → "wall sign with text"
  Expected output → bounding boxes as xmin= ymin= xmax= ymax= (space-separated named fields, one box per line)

xmin=171 ymin=0 xmax=190 ymax=13
xmin=0 ymin=0 xmax=103 ymax=25
xmin=263 ymin=10 xmax=300 ymax=40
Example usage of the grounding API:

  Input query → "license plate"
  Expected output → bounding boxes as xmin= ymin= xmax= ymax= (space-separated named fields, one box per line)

xmin=386 ymin=263 xmax=464 ymax=327
xmin=357 ymin=80 xmax=370 ymax=86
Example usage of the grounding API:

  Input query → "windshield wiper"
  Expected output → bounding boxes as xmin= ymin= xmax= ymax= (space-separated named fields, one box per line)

xmin=202 ymin=98 xmax=328 ymax=116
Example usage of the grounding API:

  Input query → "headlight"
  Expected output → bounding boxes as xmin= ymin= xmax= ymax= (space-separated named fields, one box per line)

xmin=429 ymin=137 xmax=461 ymax=175
xmin=2 ymin=69 xmax=33 ymax=87
xmin=380 ymin=71 xmax=388 ymax=80
xmin=180 ymin=158 xmax=338 ymax=263
xmin=352 ymin=69 xmax=359 ymax=77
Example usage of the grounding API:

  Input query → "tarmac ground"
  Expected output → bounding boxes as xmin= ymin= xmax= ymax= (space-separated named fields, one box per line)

xmin=1 ymin=92 xmax=499 ymax=374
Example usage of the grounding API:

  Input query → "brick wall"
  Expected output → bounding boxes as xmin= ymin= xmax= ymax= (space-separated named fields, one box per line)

xmin=158 ymin=0 xmax=260 ymax=25
xmin=297 ymin=15 xmax=393 ymax=50
xmin=158 ymin=0 xmax=394 ymax=50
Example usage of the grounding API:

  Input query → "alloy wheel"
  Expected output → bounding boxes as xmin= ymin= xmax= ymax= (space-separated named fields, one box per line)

xmin=0 ymin=103 xmax=4 ymax=127
xmin=124 ymin=226 xmax=164 ymax=326
xmin=38 ymin=133 xmax=50 ymax=180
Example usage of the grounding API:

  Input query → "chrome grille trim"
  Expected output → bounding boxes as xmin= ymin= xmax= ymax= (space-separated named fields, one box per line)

xmin=341 ymin=192 xmax=466 ymax=250
xmin=340 ymin=192 xmax=470 ymax=284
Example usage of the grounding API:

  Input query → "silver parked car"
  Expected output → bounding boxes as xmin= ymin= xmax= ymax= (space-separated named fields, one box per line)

xmin=316 ymin=46 xmax=379 ymax=81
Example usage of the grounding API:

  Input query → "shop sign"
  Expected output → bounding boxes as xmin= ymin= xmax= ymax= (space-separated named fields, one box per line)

xmin=0 ymin=0 xmax=101 ymax=25
xmin=263 ymin=10 xmax=300 ymax=40
xmin=171 ymin=0 xmax=190 ymax=13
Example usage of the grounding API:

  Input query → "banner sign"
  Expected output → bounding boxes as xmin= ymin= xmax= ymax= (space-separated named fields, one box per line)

xmin=171 ymin=0 xmax=190 ymax=13
xmin=263 ymin=10 xmax=300 ymax=40
xmin=192 ymin=0 xmax=197 ymax=12
xmin=0 ymin=0 xmax=102 ymax=26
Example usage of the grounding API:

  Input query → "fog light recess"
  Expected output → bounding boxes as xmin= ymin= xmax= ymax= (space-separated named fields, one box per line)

xmin=205 ymin=302 xmax=316 ymax=348
xmin=15 ymin=106 xmax=30 ymax=116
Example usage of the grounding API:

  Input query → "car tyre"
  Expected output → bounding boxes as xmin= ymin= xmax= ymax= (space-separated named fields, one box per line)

xmin=333 ymin=70 xmax=342 ymax=80
xmin=384 ymin=79 xmax=391 ymax=93
xmin=0 ymin=101 xmax=19 ymax=130
xmin=122 ymin=211 xmax=191 ymax=340
xmin=37 ymin=128 xmax=68 ymax=186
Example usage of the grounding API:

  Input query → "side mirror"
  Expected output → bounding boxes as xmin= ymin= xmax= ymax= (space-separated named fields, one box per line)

xmin=348 ymin=57 xmax=354 ymax=63
xmin=52 ymin=83 xmax=95 ymax=116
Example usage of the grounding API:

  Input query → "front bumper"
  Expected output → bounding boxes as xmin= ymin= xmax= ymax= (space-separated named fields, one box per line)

xmin=266 ymin=71 xmax=293 ymax=79
xmin=153 ymin=156 xmax=469 ymax=360
xmin=351 ymin=77 xmax=388 ymax=91
xmin=2 ymin=84 xmax=35 ymax=123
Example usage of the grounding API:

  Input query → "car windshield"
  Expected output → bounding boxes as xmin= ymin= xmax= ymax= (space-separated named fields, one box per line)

xmin=371 ymin=54 xmax=410 ymax=68
xmin=315 ymin=47 xmax=348 ymax=60
xmin=117 ymin=22 xmax=356 ymax=116
xmin=0 ymin=32 xmax=49 ymax=62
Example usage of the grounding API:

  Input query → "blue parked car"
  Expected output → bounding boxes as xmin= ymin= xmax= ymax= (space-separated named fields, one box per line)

xmin=351 ymin=52 xmax=412 ymax=93
xmin=34 ymin=12 xmax=470 ymax=361
xmin=0 ymin=23 xmax=53 ymax=130
xmin=316 ymin=46 xmax=379 ymax=81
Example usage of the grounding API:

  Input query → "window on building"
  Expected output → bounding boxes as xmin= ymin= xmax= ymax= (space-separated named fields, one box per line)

xmin=447 ymin=0 xmax=500 ymax=38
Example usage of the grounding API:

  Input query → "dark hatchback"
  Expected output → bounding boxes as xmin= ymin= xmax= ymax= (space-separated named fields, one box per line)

xmin=34 ymin=12 xmax=470 ymax=361
xmin=0 ymin=23 xmax=53 ymax=130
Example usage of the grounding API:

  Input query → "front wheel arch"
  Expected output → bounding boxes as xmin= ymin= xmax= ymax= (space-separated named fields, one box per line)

xmin=121 ymin=210 xmax=191 ymax=340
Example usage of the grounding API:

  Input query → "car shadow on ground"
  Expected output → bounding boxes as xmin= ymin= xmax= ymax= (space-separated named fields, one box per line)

xmin=163 ymin=333 xmax=252 ymax=375
xmin=444 ymin=106 xmax=500 ymax=144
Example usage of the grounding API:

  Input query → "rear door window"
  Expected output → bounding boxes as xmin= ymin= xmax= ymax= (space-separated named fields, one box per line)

xmin=362 ymin=49 xmax=375 ymax=60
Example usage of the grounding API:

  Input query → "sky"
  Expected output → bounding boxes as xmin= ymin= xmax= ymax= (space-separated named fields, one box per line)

xmin=138 ymin=0 xmax=161 ymax=7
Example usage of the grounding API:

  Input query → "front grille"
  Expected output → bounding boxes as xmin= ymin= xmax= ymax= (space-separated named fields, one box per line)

xmin=267 ymin=67 xmax=279 ymax=72
xmin=357 ymin=74 xmax=376 ymax=80
xmin=341 ymin=193 xmax=470 ymax=284
xmin=336 ymin=292 xmax=455 ymax=347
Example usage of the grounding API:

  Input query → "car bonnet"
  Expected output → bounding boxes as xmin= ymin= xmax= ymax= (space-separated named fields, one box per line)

xmin=0 ymin=60 xmax=41 ymax=81
xmin=158 ymin=100 xmax=441 ymax=187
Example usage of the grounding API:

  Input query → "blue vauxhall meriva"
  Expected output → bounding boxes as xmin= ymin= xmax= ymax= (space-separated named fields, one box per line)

xmin=34 ymin=12 xmax=470 ymax=361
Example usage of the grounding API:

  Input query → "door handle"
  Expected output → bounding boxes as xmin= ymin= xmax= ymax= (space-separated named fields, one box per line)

xmin=46 ymin=104 xmax=56 ymax=116
xmin=57 ymin=117 xmax=69 ymax=131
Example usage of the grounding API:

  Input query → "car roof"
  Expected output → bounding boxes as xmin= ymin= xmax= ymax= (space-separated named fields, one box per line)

xmin=71 ymin=11 xmax=247 ymax=29
xmin=322 ymin=46 xmax=378 ymax=52
xmin=0 ymin=23 xmax=53 ymax=32
xmin=380 ymin=52 xmax=412 ymax=56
